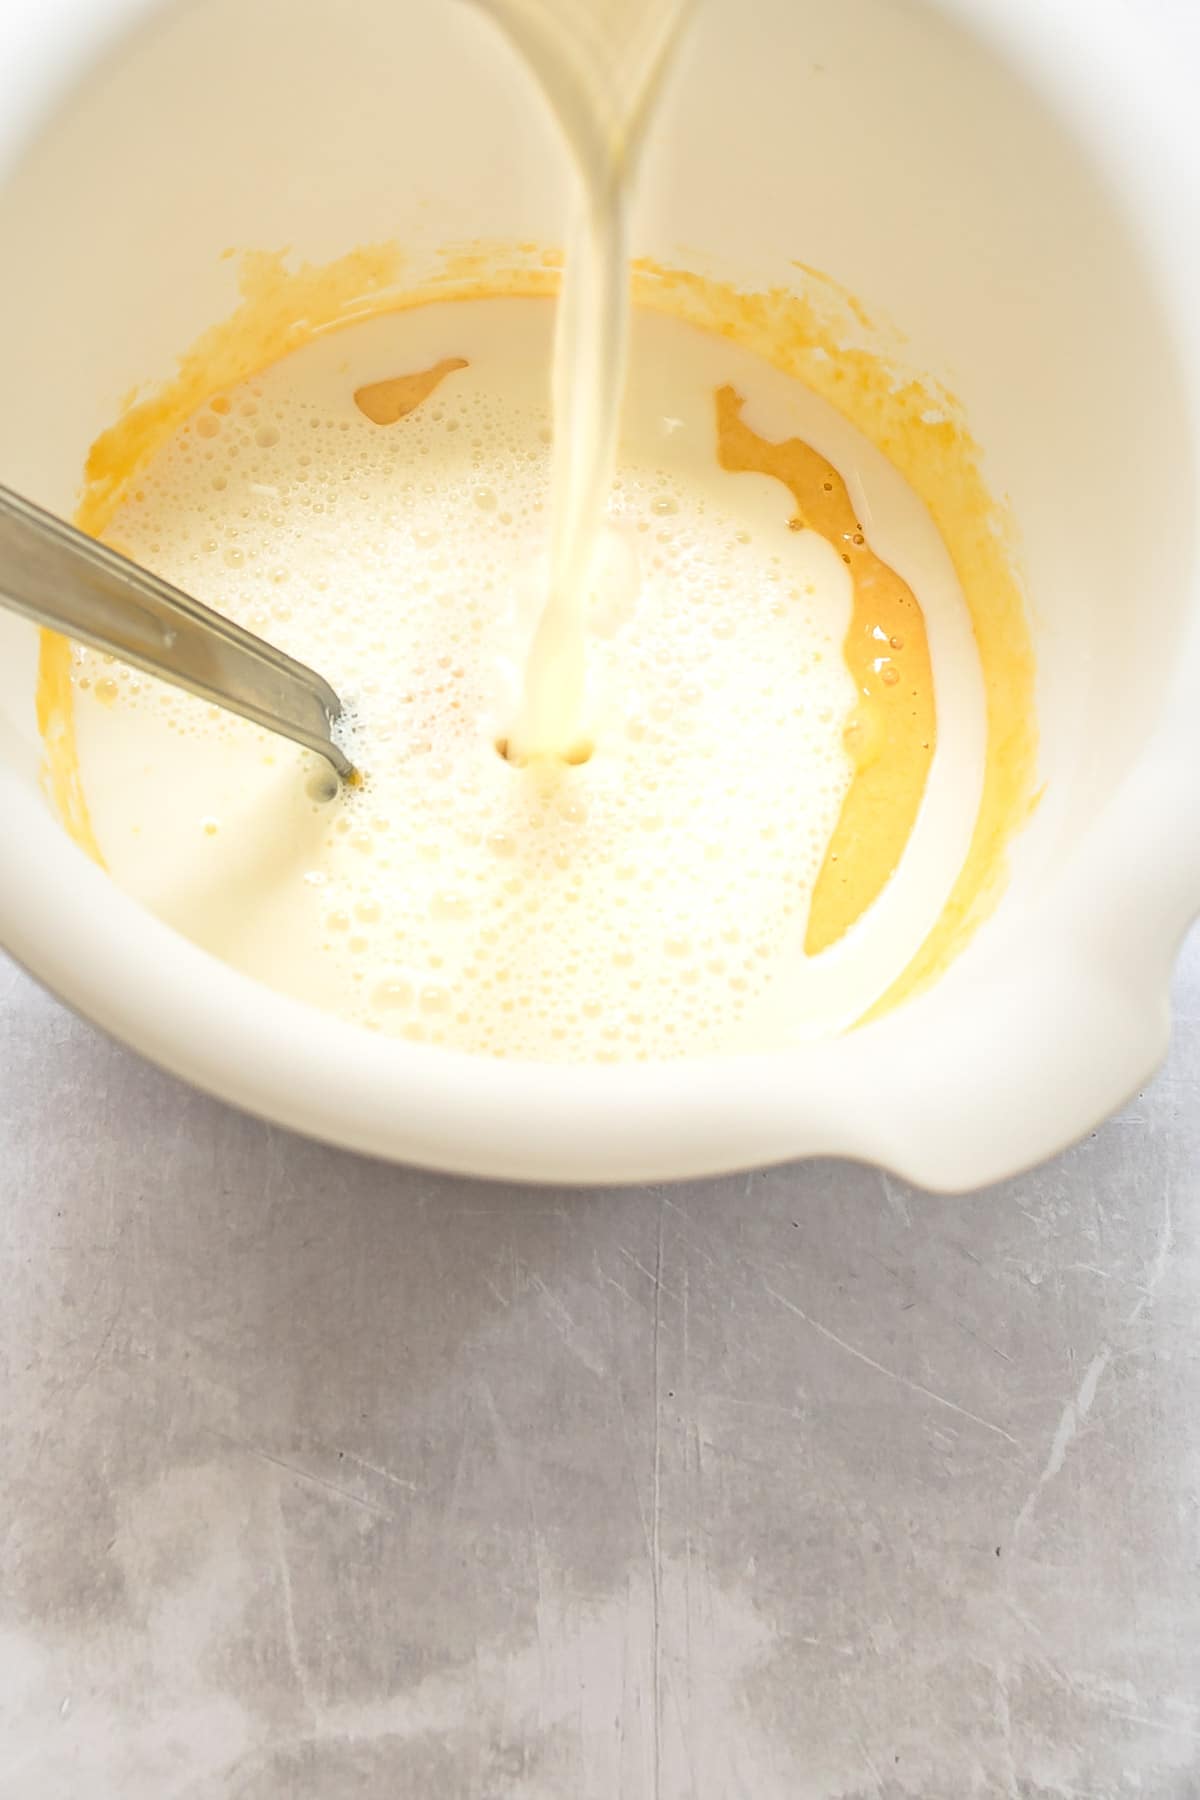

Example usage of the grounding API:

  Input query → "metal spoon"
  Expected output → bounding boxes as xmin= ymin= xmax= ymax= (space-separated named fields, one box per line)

xmin=0 ymin=482 xmax=356 ymax=782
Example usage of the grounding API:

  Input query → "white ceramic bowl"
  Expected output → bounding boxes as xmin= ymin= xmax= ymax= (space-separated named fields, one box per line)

xmin=1 ymin=0 xmax=1197 ymax=1188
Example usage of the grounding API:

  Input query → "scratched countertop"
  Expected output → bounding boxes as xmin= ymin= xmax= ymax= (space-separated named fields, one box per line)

xmin=3 ymin=3 xmax=1200 ymax=1795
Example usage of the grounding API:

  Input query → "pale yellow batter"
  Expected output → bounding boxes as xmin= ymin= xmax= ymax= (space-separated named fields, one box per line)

xmin=36 ymin=249 xmax=1038 ymax=1051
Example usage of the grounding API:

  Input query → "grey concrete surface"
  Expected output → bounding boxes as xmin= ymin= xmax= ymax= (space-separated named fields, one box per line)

xmin=3 ymin=928 xmax=1199 ymax=1799
xmin=3 ymin=3 xmax=1199 ymax=1794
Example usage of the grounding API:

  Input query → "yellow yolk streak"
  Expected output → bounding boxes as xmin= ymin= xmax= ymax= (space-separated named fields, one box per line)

xmin=354 ymin=356 xmax=468 ymax=424
xmin=714 ymin=384 xmax=935 ymax=955
xmin=35 ymin=628 xmax=104 ymax=867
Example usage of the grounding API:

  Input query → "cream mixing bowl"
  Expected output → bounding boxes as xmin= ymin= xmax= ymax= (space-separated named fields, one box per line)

xmin=0 ymin=0 xmax=1197 ymax=1187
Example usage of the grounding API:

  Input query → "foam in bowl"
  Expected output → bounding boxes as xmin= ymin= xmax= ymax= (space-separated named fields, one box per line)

xmin=68 ymin=297 xmax=985 ymax=1060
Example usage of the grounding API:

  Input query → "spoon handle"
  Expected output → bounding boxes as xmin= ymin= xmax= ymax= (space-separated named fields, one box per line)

xmin=0 ymin=482 xmax=355 ymax=781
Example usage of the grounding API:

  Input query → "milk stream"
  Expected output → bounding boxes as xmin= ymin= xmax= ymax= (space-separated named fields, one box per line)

xmin=473 ymin=0 xmax=695 ymax=758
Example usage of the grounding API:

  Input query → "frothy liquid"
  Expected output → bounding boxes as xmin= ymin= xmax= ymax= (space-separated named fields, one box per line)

xmin=68 ymin=298 xmax=984 ymax=1059
xmin=475 ymin=0 xmax=694 ymax=758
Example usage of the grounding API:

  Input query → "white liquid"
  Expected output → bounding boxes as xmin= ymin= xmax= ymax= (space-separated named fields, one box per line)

xmin=474 ymin=0 xmax=694 ymax=757
xmin=73 ymin=299 xmax=985 ymax=1060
